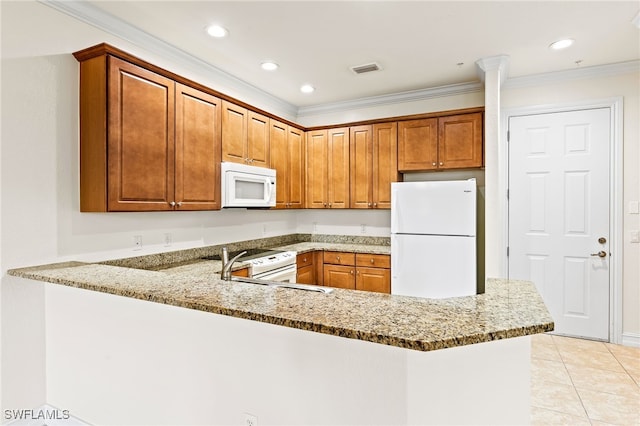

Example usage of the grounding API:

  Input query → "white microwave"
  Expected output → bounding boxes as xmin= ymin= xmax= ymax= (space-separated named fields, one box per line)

xmin=221 ymin=162 xmax=276 ymax=208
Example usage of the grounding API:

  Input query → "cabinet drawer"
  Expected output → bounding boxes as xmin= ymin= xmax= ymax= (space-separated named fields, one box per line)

xmin=296 ymin=252 xmax=314 ymax=268
xmin=355 ymin=253 xmax=390 ymax=268
xmin=323 ymin=251 xmax=355 ymax=266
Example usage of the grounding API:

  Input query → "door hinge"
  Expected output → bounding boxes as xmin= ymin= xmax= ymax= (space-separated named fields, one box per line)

xmin=506 ymin=188 xmax=509 ymax=200
xmin=507 ymin=130 xmax=510 ymax=142
xmin=506 ymin=246 xmax=510 ymax=257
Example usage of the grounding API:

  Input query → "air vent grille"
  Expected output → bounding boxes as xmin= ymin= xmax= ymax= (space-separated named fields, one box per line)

xmin=350 ymin=62 xmax=382 ymax=75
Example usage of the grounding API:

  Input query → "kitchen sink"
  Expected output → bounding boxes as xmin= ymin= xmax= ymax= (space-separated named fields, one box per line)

xmin=228 ymin=276 xmax=334 ymax=294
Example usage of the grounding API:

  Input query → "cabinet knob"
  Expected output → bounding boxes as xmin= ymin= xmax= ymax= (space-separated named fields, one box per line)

xmin=439 ymin=162 xmax=444 ymax=166
xmin=373 ymin=202 xmax=377 ymax=207
xmin=370 ymin=258 xmax=374 ymax=264
xmin=336 ymin=256 xmax=341 ymax=261
xmin=176 ymin=202 xmax=182 ymax=208
xmin=329 ymin=203 xmax=332 ymax=208
xmin=323 ymin=203 xmax=327 ymax=207
xmin=368 ymin=202 xmax=371 ymax=207
xmin=350 ymin=270 xmax=354 ymax=275
xmin=303 ymin=257 xmax=307 ymax=262
xmin=432 ymin=162 xmax=436 ymax=166
xmin=169 ymin=201 xmax=176 ymax=207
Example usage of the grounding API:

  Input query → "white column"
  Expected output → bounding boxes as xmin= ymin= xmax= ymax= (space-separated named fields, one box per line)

xmin=475 ymin=56 xmax=510 ymax=279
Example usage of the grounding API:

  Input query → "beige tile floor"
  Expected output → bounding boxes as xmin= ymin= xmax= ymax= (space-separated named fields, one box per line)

xmin=531 ymin=334 xmax=640 ymax=425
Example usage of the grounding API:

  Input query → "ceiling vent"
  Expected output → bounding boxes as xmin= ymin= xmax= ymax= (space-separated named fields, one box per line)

xmin=350 ymin=62 xmax=382 ymax=75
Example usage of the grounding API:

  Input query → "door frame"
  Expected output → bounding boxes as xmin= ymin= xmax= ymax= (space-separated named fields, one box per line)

xmin=501 ymin=98 xmax=623 ymax=343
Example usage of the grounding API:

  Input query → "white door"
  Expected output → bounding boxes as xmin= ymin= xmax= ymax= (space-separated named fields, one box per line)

xmin=508 ymin=108 xmax=610 ymax=341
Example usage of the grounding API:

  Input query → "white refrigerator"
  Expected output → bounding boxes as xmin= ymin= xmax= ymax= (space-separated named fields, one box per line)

xmin=391 ymin=179 xmax=477 ymax=298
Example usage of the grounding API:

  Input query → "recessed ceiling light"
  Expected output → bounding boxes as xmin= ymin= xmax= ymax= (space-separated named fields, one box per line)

xmin=206 ymin=24 xmax=228 ymax=38
xmin=300 ymin=84 xmax=315 ymax=94
xmin=261 ymin=61 xmax=279 ymax=71
xmin=549 ymin=39 xmax=574 ymax=50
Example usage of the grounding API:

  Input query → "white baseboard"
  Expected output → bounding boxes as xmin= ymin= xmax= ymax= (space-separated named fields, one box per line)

xmin=621 ymin=332 xmax=640 ymax=348
xmin=4 ymin=404 xmax=88 ymax=425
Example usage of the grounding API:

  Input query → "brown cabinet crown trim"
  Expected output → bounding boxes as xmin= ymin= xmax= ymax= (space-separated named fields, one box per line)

xmin=73 ymin=43 xmax=483 ymax=134
xmin=73 ymin=43 xmax=304 ymax=133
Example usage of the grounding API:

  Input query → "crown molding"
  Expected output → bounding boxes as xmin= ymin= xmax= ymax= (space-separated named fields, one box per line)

xmin=475 ymin=55 xmax=510 ymax=85
xmin=38 ymin=0 xmax=298 ymax=118
xmin=296 ymin=81 xmax=483 ymax=118
xmin=503 ymin=60 xmax=640 ymax=89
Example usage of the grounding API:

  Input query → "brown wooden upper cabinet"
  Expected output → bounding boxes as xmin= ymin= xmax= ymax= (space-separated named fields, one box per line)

xmin=221 ymin=101 xmax=270 ymax=168
xmin=398 ymin=112 xmax=483 ymax=171
xmin=270 ymin=120 xmax=305 ymax=209
xmin=350 ymin=123 xmax=398 ymax=209
xmin=78 ymin=54 xmax=221 ymax=212
xmin=306 ymin=128 xmax=350 ymax=208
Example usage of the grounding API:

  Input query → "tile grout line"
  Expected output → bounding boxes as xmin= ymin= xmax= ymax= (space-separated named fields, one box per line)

xmin=552 ymin=336 xmax=593 ymax=423
xmin=605 ymin=344 xmax=640 ymax=388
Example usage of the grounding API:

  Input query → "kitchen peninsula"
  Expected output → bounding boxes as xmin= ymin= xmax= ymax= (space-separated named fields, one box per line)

xmin=8 ymin=234 xmax=553 ymax=425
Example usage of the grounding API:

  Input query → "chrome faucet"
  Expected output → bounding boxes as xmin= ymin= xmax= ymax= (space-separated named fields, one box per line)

xmin=220 ymin=247 xmax=247 ymax=281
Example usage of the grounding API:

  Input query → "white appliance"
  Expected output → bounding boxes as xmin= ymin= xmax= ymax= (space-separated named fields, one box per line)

xmin=391 ymin=179 xmax=477 ymax=298
xmin=221 ymin=162 xmax=276 ymax=208
xmin=245 ymin=250 xmax=297 ymax=282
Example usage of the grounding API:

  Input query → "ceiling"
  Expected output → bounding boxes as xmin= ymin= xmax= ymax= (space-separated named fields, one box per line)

xmin=84 ymin=1 xmax=639 ymax=108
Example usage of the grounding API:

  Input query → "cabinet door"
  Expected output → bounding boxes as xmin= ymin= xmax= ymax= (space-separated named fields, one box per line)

xmin=287 ymin=127 xmax=305 ymax=209
xmin=438 ymin=113 xmax=483 ymax=169
xmin=108 ymin=57 xmax=175 ymax=211
xmin=175 ymin=84 xmax=221 ymax=210
xmin=349 ymin=125 xmax=373 ymax=209
xmin=247 ymin=111 xmax=270 ymax=167
xmin=270 ymin=120 xmax=289 ymax=209
xmin=397 ymin=118 xmax=438 ymax=171
xmin=372 ymin=122 xmax=398 ymax=209
xmin=356 ymin=267 xmax=391 ymax=293
xmin=221 ymin=101 xmax=247 ymax=164
xmin=306 ymin=130 xmax=328 ymax=208
xmin=328 ymin=127 xmax=350 ymax=208
xmin=323 ymin=264 xmax=355 ymax=289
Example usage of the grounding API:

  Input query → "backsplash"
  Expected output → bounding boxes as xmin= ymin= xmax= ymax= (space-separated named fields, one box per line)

xmin=100 ymin=234 xmax=390 ymax=270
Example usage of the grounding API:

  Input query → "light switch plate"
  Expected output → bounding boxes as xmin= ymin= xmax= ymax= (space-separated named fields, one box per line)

xmin=629 ymin=201 xmax=639 ymax=214
xmin=631 ymin=230 xmax=640 ymax=243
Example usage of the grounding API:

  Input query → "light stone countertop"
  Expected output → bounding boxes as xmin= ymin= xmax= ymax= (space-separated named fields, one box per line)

xmin=7 ymin=235 xmax=553 ymax=352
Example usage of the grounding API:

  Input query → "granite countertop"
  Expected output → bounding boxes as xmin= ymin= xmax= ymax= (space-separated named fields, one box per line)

xmin=7 ymin=235 xmax=553 ymax=352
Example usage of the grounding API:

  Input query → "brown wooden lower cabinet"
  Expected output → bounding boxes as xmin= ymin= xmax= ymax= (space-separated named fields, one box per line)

xmin=321 ymin=251 xmax=391 ymax=293
xmin=296 ymin=251 xmax=323 ymax=285
xmin=232 ymin=267 xmax=250 ymax=277
xmin=355 ymin=267 xmax=391 ymax=293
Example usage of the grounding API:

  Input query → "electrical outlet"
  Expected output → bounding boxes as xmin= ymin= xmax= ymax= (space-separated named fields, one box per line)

xmin=361 ymin=224 xmax=366 ymax=234
xmin=243 ymin=413 xmax=258 ymax=426
xmin=164 ymin=233 xmax=172 ymax=247
xmin=133 ymin=235 xmax=142 ymax=250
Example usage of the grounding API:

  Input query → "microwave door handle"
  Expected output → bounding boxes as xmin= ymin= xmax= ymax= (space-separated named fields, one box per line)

xmin=266 ymin=179 xmax=274 ymax=200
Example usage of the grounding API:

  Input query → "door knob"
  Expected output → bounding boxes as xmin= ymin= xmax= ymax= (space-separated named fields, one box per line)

xmin=598 ymin=237 xmax=607 ymax=244
xmin=590 ymin=251 xmax=607 ymax=258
